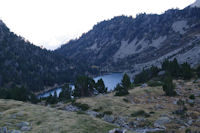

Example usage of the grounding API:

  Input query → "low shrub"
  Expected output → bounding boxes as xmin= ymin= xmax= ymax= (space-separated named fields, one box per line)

xmin=103 ymin=111 xmax=113 ymax=115
xmin=131 ymin=110 xmax=150 ymax=117
xmin=147 ymin=81 xmax=163 ymax=87
xmin=72 ymin=102 xmax=90 ymax=111
xmin=93 ymin=106 xmax=103 ymax=112
xmin=123 ymin=98 xmax=129 ymax=103
xmin=189 ymin=94 xmax=195 ymax=100
xmin=185 ymin=128 xmax=191 ymax=133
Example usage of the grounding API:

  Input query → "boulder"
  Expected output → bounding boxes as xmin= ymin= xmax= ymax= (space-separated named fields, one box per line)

xmin=86 ymin=110 xmax=99 ymax=117
xmin=141 ymin=84 xmax=148 ymax=88
xmin=0 ymin=127 xmax=8 ymax=133
xmin=187 ymin=119 xmax=193 ymax=126
xmin=10 ymin=130 xmax=21 ymax=133
xmin=21 ymin=126 xmax=31 ymax=131
xmin=103 ymin=115 xmax=115 ymax=123
xmin=114 ymin=117 xmax=127 ymax=127
xmin=109 ymin=128 xmax=126 ymax=133
xmin=65 ymin=105 xmax=80 ymax=112
xmin=187 ymin=99 xmax=194 ymax=104
xmin=154 ymin=117 xmax=171 ymax=129
xmin=16 ymin=122 xmax=29 ymax=128
xmin=154 ymin=104 xmax=165 ymax=110
xmin=158 ymin=71 xmax=165 ymax=76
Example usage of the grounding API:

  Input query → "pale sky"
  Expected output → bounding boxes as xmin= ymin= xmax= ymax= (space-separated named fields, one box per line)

xmin=0 ymin=0 xmax=195 ymax=50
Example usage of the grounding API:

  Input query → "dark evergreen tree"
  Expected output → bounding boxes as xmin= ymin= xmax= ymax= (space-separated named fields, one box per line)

xmin=46 ymin=93 xmax=58 ymax=104
xmin=59 ymin=84 xmax=72 ymax=100
xmin=122 ymin=73 xmax=131 ymax=89
xmin=29 ymin=93 xmax=39 ymax=104
xmin=115 ymin=83 xmax=129 ymax=96
xmin=134 ymin=69 xmax=149 ymax=84
xmin=162 ymin=58 xmax=180 ymax=78
xmin=9 ymin=86 xmax=30 ymax=101
xmin=162 ymin=75 xmax=176 ymax=96
xmin=73 ymin=76 xmax=95 ymax=97
xmin=134 ymin=66 xmax=159 ymax=84
xmin=197 ymin=66 xmax=200 ymax=78
xmin=181 ymin=62 xmax=193 ymax=80
xmin=95 ymin=78 xmax=107 ymax=94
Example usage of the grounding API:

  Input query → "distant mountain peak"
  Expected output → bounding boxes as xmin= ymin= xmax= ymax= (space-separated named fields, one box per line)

xmin=0 ymin=20 xmax=5 ymax=26
xmin=190 ymin=0 xmax=200 ymax=7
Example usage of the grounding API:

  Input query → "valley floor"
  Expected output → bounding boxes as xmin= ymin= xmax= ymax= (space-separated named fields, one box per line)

xmin=1 ymin=79 xmax=200 ymax=133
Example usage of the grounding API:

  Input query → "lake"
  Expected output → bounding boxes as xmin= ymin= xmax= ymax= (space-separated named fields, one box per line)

xmin=38 ymin=73 xmax=123 ymax=98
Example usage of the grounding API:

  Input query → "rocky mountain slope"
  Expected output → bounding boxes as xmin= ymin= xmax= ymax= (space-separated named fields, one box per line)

xmin=57 ymin=4 xmax=200 ymax=76
xmin=190 ymin=0 xmax=200 ymax=8
xmin=1 ymin=79 xmax=200 ymax=133
xmin=0 ymin=20 xmax=84 ymax=92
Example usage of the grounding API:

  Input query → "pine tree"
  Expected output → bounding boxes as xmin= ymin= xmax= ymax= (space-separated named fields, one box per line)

xmin=181 ymin=62 xmax=193 ymax=80
xmin=59 ymin=84 xmax=72 ymax=100
xmin=122 ymin=73 xmax=131 ymax=89
xmin=73 ymin=76 xmax=95 ymax=97
xmin=162 ymin=75 xmax=176 ymax=96
xmin=197 ymin=66 xmax=200 ymax=78
xmin=115 ymin=83 xmax=129 ymax=96
xmin=95 ymin=78 xmax=107 ymax=94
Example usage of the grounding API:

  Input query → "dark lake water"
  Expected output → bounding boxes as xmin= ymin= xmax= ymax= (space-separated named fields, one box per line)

xmin=38 ymin=73 xmax=123 ymax=98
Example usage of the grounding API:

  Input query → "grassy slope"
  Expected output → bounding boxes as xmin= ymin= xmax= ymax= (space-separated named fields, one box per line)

xmin=0 ymin=100 xmax=115 ymax=133
xmin=0 ymin=80 xmax=200 ymax=133
xmin=76 ymin=80 xmax=200 ymax=132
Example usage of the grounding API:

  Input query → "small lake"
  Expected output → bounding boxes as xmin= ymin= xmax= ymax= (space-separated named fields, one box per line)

xmin=38 ymin=73 xmax=123 ymax=98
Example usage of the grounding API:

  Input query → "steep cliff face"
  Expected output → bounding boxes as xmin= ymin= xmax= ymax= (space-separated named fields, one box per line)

xmin=57 ymin=7 xmax=200 ymax=74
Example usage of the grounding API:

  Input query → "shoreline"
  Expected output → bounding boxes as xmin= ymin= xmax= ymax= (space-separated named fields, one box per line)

xmin=34 ymin=84 xmax=64 ymax=96
xmin=35 ymin=72 xmax=123 ymax=97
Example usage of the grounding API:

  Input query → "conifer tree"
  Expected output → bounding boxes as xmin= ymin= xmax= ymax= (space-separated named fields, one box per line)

xmin=162 ymin=74 xmax=176 ymax=96
xmin=115 ymin=83 xmax=129 ymax=96
xmin=95 ymin=78 xmax=107 ymax=94
xmin=122 ymin=73 xmax=131 ymax=89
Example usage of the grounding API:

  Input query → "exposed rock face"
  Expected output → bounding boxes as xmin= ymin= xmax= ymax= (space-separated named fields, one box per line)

xmin=154 ymin=117 xmax=171 ymax=129
xmin=109 ymin=128 xmax=126 ymax=133
xmin=57 ymin=7 xmax=200 ymax=76
xmin=64 ymin=105 xmax=80 ymax=112
xmin=190 ymin=0 xmax=200 ymax=8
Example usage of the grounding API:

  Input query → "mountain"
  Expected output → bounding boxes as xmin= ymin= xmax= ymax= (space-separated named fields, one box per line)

xmin=0 ymin=20 xmax=84 ymax=92
xmin=57 ymin=6 xmax=200 ymax=76
xmin=190 ymin=0 xmax=200 ymax=8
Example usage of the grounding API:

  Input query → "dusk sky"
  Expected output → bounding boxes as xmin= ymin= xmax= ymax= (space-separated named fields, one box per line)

xmin=0 ymin=0 xmax=195 ymax=50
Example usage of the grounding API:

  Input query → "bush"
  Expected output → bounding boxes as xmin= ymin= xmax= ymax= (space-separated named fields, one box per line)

xmin=131 ymin=110 xmax=150 ymax=117
xmin=72 ymin=102 xmax=90 ymax=111
xmin=93 ymin=106 xmax=103 ymax=112
xmin=189 ymin=94 xmax=195 ymax=100
xmin=123 ymin=98 xmax=129 ymax=103
xmin=103 ymin=111 xmax=113 ymax=115
xmin=185 ymin=128 xmax=191 ymax=133
xmin=147 ymin=81 xmax=163 ymax=87
xmin=173 ymin=99 xmax=187 ymax=118
xmin=46 ymin=93 xmax=58 ymax=105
